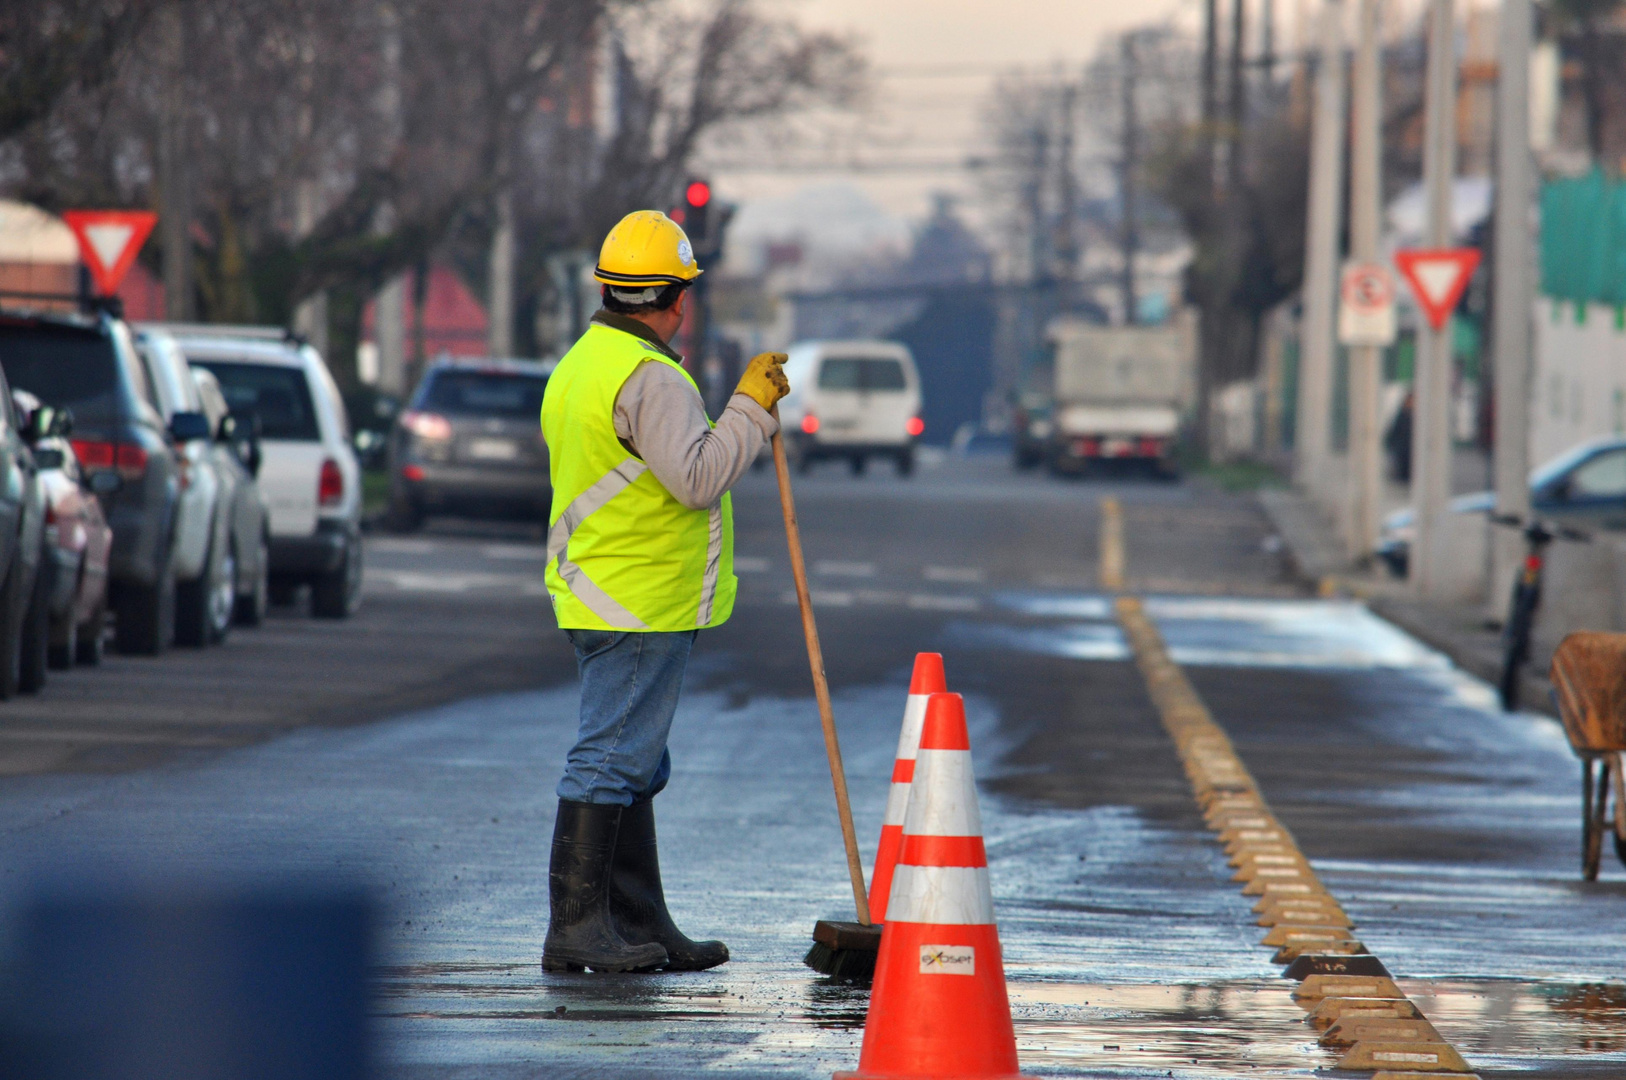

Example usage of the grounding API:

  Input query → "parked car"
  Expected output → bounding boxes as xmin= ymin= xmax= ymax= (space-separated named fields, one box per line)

xmin=191 ymin=366 xmax=271 ymax=626
xmin=777 ymin=341 xmax=924 ymax=476
xmin=132 ymin=329 xmax=238 ymax=646
xmin=1375 ymin=437 xmax=1626 ymax=577
xmin=12 ymin=391 xmax=112 ymax=669
xmin=155 ymin=326 xmax=362 ymax=618
xmin=0 ymin=309 xmax=181 ymax=656
xmin=1011 ymin=391 xmax=1053 ymax=471
xmin=387 ymin=358 xmax=553 ymax=529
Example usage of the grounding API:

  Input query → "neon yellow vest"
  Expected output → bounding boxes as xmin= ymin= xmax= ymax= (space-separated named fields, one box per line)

xmin=540 ymin=323 xmax=735 ymax=631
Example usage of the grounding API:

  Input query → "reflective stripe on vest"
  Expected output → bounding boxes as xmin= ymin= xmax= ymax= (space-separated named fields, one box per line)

xmin=539 ymin=323 xmax=736 ymax=631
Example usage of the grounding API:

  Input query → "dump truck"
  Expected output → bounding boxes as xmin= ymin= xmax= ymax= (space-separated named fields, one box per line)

xmin=1040 ymin=315 xmax=1196 ymax=477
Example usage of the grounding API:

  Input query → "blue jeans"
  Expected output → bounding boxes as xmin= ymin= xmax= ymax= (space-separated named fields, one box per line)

xmin=557 ymin=628 xmax=698 ymax=806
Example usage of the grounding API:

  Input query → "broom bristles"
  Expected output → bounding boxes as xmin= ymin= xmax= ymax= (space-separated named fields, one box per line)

xmin=803 ymin=939 xmax=878 ymax=983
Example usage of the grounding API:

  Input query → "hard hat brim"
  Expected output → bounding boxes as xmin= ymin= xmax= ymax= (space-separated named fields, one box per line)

xmin=593 ymin=266 xmax=702 ymax=287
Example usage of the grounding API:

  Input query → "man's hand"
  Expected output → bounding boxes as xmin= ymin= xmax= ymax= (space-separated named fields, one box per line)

xmin=735 ymin=351 xmax=789 ymax=412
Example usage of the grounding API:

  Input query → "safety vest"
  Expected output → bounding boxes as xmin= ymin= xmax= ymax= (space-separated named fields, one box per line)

xmin=540 ymin=322 xmax=735 ymax=631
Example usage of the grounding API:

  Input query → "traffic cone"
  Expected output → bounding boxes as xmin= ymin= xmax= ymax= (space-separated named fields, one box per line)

xmin=836 ymin=692 xmax=1036 ymax=1080
xmin=869 ymin=653 xmax=947 ymax=924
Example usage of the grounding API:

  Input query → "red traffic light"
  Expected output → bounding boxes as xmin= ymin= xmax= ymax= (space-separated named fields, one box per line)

xmin=685 ymin=181 xmax=711 ymax=208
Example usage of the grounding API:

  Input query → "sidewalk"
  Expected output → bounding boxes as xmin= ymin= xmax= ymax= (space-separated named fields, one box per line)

xmin=1257 ymin=486 xmax=1557 ymax=715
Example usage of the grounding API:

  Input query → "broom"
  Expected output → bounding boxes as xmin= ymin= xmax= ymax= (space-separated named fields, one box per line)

xmin=768 ymin=416 xmax=882 ymax=982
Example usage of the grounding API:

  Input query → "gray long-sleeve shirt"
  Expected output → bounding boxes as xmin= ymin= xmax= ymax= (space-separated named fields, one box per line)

xmin=593 ymin=312 xmax=777 ymax=510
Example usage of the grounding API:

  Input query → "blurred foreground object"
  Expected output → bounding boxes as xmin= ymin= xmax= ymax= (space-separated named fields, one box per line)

xmin=0 ymin=887 xmax=371 ymax=1080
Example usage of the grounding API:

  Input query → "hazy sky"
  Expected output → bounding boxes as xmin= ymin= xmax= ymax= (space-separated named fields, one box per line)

xmin=707 ymin=0 xmax=1204 ymax=228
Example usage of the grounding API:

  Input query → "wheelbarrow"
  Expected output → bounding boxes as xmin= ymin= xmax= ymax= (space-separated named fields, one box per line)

xmin=1550 ymin=632 xmax=1626 ymax=880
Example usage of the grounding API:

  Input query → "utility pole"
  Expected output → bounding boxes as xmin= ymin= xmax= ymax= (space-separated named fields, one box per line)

xmin=1295 ymin=0 xmax=1345 ymax=492
xmin=157 ymin=2 xmax=192 ymax=321
xmin=1056 ymin=81 xmax=1080 ymax=311
xmin=1203 ymin=0 xmax=1220 ymax=175
xmin=487 ymin=185 xmax=516 ymax=357
xmin=1490 ymin=0 xmax=1533 ymax=613
xmin=1120 ymin=35 xmax=1139 ymax=325
xmin=1411 ymin=0 xmax=1458 ymax=596
xmin=1345 ymin=0 xmax=1383 ymax=560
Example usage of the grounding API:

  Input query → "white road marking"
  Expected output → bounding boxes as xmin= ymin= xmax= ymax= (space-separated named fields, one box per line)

xmin=907 ymin=594 xmax=981 ymax=612
xmin=735 ymin=557 xmax=771 ymax=573
xmin=367 ymin=538 xmax=441 ymax=555
xmin=814 ymin=560 xmax=876 ymax=577
xmin=482 ymin=544 xmax=546 ymax=560
xmin=782 ymin=590 xmax=855 ymax=607
xmin=368 ymin=570 xmax=539 ymax=593
xmin=924 ymin=566 xmax=985 ymax=584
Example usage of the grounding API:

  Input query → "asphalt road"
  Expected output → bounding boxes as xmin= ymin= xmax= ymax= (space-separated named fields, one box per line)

xmin=0 ymin=453 xmax=1620 ymax=1078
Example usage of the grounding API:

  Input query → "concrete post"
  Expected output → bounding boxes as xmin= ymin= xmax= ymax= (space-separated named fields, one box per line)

xmin=1411 ymin=0 xmax=1458 ymax=597
xmin=1489 ymin=0 xmax=1533 ymax=616
xmin=1295 ymin=0 xmax=1346 ymax=493
xmin=1345 ymin=0 xmax=1384 ymax=561
xmin=376 ymin=275 xmax=406 ymax=395
xmin=487 ymin=186 xmax=515 ymax=358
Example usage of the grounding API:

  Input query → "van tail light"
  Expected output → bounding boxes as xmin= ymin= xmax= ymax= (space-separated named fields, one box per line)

xmin=905 ymin=416 xmax=925 ymax=437
xmin=71 ymin=439 xmax=115 ymax=470
xmin=70 ymin=440 xmax=146 ymax=479
xmin=319 ymin=458 xmax=344 ymax=507
xmin=801 ymin=414 xmax=820 ymax=435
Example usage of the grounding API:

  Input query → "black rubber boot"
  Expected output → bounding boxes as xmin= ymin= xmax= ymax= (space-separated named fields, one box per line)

xmin=609 ymin=799 xmax=729 ymax=971
xmin=543 ymin=799 xmax=669 ymax=973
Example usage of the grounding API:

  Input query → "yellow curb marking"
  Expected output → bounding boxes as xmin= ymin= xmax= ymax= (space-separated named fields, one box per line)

xmin=1099 ymin=496 xmax=1125 ymax=591
xmin=1113 ymin=595 xmax=1474 ymax=1076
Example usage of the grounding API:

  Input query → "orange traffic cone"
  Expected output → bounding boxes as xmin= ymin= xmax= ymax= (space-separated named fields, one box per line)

xmin=836 ymin=692 xmax=1036 ymax=1080
xmin=869 ymin=653 xmax=947 ymax=923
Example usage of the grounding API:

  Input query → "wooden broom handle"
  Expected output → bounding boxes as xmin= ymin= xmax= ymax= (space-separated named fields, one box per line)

xmin=769 ymin=414 xmax=872 ymax=926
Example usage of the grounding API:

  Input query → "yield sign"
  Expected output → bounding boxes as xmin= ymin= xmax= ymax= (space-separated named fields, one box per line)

xmin=1394 ymin=248 xmax=1482 ymax=331
xmin=61 ymin=210 xmax=158 ymax=297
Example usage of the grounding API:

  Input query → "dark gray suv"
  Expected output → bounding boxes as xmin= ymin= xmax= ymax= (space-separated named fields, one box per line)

xmin=0 ymin=310 xmax=188 ymax=655
xmin=387 ymin=359 xmax=552 ymax=530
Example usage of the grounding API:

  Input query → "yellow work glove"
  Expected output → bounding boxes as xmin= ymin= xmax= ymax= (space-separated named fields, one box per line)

xmin=735 ymin=351 xmax=789 ymax=412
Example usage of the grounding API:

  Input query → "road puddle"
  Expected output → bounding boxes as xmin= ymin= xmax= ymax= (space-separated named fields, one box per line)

xmin=1404 ymin=978 xmax=1626 ymax=1069
xmin=1007 ymin=979 xmax=1323 ymax=1077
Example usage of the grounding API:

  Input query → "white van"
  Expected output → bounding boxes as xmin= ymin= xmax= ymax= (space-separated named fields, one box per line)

xmin=777 ymin=341 xmax=924 ymax=476
xmin=145 ymin=326 xmax=363 ymax=618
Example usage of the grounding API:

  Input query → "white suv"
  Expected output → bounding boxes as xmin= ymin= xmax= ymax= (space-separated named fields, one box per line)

xmin=147 ymin=326 xmax=362 ymax=618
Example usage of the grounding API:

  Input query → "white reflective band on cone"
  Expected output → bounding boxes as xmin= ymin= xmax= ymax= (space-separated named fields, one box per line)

xmin=903 ymin=750 xmax=984 ymax=837
xmin=887 ymin=865 xmax=996 ymax=925
xmin=881 ymin=693 xmax=929 ymax=827
xmin=883 ymin=782 xmax=911 ymax=826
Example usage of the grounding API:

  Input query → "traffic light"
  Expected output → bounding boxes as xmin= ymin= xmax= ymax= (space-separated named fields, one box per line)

xmin=680 ymin=178 xmax=711 ymax=250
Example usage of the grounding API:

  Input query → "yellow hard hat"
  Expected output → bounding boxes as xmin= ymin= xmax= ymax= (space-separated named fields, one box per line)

xmin=593 ymin=210 xmax=702 ymax=289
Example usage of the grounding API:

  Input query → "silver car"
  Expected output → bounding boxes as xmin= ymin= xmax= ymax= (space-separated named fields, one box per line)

xmin=387 ymin=358 xmax=553 ymax=530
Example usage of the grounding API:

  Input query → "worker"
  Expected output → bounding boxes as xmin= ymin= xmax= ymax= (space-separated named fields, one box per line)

xmin=538 ymin=209 xmax=789 ymax=973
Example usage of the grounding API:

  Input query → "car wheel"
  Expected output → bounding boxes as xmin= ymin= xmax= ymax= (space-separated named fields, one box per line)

xmin=0 ymin=561 xmax=25 ymax=699
xmin=311 ymin=535 xmax=362 ymax=619
xmin=75 ymin=602 xmax=106 ymax=665
xmin=235 ymin=531 xmax=270 ymax=627
xmin=115 ymin=561 xmax=175 ymax=656
xmin=849 ymin=455 xmax=866 ymax=476
xmin=207 ymin=542 xmax=236 ymax=644
xmin=174 ymin=529 xmax=225 ymax=648
xmin=48 ymin=616 xmax=75 ymax=671
xmin=895 ymin=449 xmax=915 ymax=477
xmin=17 ymin=559 xmax=49 ymax=694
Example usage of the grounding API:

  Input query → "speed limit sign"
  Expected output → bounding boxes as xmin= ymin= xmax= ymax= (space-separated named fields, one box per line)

xmin=1338 ymin=261 xmax=1397 ymax=346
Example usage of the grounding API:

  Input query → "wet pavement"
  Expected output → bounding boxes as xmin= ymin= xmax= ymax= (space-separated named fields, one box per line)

xmin=0 ymin=457 xmax=1620 ymax=1077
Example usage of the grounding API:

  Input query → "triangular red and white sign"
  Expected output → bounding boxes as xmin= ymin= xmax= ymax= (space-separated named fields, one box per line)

xmin=61 ymin=210 xmax=158 ymax=297
xmin=1393 ymin=248 xmax=1482 ymax=331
